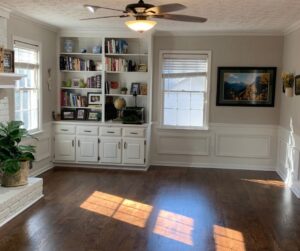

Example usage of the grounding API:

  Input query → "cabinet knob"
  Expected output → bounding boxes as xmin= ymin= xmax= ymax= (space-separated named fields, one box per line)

xmin=124 ymin=142 xmax=127 ymax=149
xmin=72 ymin=140 xmax=74 ymax=147
xmin=78 ymin=140 xmax=80 ymax=147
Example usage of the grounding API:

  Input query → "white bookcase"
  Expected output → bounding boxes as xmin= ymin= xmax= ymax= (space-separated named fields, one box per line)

xmin=55 ymin=32 xmax=152 ymax=170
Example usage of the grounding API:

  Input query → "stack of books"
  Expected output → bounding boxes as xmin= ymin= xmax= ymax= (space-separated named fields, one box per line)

xmin=60 ymin=56 xmax=99 ymax=71
xmin=61 ymin=91 xmax=87 ymax=107
xmin=87 ymin=75 xmax=101 ymax=88
xmin=105 ymin=39 xmax=128 ymax=54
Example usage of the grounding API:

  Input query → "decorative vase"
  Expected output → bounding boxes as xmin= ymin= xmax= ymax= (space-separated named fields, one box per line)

xmin=285 ymin=87 xmax=293 ymax=97
xmin=64 ymin=39 xmax=74 ymax=53
xmin=1 ymin=161 xmax=30 ymax=187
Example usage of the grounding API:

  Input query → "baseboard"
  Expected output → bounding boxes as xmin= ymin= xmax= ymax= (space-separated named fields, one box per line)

xmin=151 ymin=161 xmax=275 ymax=171
xmin=30 ymin=163 xmax=54 ymax=177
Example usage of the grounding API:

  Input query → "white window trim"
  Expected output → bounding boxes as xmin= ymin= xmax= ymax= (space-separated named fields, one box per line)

xmin=13 ymin=36 xmax=43 ymax=134
xmin=158 ymin=50 xmax=212 ymax=130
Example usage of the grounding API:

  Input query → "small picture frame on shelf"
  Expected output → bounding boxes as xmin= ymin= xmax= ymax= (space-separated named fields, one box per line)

xmin=87 ymin=92 xmax=101 ymax=105
xmin=295 ymin=75 xmax=300 ymax=95
xmin=87 ymin=110 xmax=101 ymax=121
xmin=72 ymin=79 xmax=80 ymax=88
xmin=2 ymin=49 xmax=15 ymax=73
xmin=76 ymin=109 xmax=87 ymax=120
xmin=137 ymin=64 xmax=147 ymax=72
xmin=140 ymin=83 xmax=147 ymax=95
xmin=130 ymin=83 xmax=140 ymax=95
xmin=61 ymin=109 xmax=76 ymax=120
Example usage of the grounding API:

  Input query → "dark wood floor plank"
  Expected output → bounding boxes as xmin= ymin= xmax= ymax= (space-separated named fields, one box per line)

xmin=0 ymin=166 xmax=299 ymax=251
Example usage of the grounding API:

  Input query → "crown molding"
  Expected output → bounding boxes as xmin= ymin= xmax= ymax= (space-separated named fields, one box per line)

xmin=284 ymin=20 xmax=300 ymax=36
xmin=0 ymin=5 xmax=11 ymax=19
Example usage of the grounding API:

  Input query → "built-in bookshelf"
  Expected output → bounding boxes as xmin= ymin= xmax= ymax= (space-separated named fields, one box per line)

xmin=58 ymin=35 xmax=151 ymax=123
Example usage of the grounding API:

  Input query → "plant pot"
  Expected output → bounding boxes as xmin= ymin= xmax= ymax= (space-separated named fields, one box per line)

xmin=285 ymin=87 xmax=293 ymax=97
xmin=1 ymin=161 xmax=29 ymax=187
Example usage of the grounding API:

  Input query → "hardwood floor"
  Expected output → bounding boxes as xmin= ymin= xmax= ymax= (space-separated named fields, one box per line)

xmin=0 ymin=166 xmax=299 ymax=251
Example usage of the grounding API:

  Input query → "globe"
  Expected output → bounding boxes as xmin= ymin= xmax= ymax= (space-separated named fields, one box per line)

xmin=114 ymin=97 xmax=126 ymax=110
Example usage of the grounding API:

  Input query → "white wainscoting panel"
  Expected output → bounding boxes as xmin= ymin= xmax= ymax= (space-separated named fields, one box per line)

xmin=35 ymin=136 xmax=51 ymax=162
xmin=157 ymin=134 xmax=210 ymax=156
xmin=216 ymin=134 xmax=271 ymax=158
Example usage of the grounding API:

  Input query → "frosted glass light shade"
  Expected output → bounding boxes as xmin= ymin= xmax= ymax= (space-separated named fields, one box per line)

xmin=125 ymin=20 xmax=157 ymax=33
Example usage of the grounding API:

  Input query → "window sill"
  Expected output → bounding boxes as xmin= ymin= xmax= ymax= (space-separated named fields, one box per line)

xmin=29 ymin=129 xmax=44 ymax=136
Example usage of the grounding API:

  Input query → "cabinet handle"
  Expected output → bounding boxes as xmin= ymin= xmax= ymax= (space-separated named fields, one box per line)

xmin=78 ymin=140 xmax=80 ymax=147
xmin=130 ymin=132 xmax=138 ymax=135
xmin=72 ymin=140 xmax=74 ymax=147
xmin=107 ymin=131 xmax=115 ymax=134
xmin=124 ymin=142 xmax=127 ymax=149
xmin=118 ymin=142 xmax=121 ymax=149
xmin=84 ymin=130 xmax=92 ymax=133
xmin=61 ymin=129 xmax=69 ymax=132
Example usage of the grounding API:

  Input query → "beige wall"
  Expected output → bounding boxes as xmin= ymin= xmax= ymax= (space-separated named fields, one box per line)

xmin=7 ymin=15 xmax=57 ymax=125
xmin=152 ymin=35 xmax=283 ymax=125
xmin=280 ymin=28 xmax=300 ymax=134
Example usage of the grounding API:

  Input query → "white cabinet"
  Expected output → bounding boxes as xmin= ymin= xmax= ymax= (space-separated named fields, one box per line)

xmin=123 ymin=138 xmax=145 ymax=165
xmin=100 ymin=138 xmax=122 ymax=164
xmin=76 ymin=136 xmax=99 ymax=163
xmin=54 ymin=135 xmax=75 ymax=162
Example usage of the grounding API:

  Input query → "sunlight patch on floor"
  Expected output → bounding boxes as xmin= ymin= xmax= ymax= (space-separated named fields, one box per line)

xmin=214 ymin=225 xmax=246 ymax=251
xmin=153 ymin=210 xmax=194 ymax=246
xmin=80 ymin=191 xmax=152 ymax=228
xmin=242 ymin=179 xmax=285 ymax=188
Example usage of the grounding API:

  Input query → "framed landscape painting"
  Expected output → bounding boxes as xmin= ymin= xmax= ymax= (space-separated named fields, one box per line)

xmin=217 ymin=67 xmax=277 ymax=107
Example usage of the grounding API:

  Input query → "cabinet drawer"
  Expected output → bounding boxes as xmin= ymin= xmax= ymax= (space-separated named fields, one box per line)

xmin=77 ymin=126 xmax=98 ymax=136
xmin=123 ymin=128 xmax=145 ymax=138
xmin=101 ymin=127 xmax=122 ymax=136
xmin=55 ymin=125 xmax=76 ymax=134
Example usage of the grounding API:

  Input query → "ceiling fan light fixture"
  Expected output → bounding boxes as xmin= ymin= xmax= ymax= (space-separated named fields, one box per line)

xmin=84 ymin=5 xmax=97 ymax=13
xmin=125 ymin=19 xmax=157 ymax=32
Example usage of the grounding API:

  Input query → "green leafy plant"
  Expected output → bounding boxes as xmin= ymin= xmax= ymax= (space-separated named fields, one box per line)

xmin=0 ymin=121 xmax=36 ymax=174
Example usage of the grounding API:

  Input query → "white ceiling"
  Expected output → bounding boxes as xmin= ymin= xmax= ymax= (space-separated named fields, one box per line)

xmin=1 ymin=0 xmax=300 ymax=33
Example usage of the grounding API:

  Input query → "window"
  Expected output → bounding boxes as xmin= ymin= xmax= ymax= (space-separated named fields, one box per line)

xmin=14 ymin=39 xmax=41 ymax=132
xmin=160 ymin=51 xmax=211 ymax=129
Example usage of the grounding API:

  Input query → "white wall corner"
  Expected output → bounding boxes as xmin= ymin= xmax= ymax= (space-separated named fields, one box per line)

xmin=0 ymin=6 xmax=11 ymax=19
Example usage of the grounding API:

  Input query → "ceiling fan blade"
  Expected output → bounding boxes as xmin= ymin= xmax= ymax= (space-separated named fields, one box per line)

xmin=146 ymin=3 xmax=186 ymax=14
xmin=152 ymin=14 xmax=207 ymax=23
xmin=80 ymin=15 xmax=129 ymax=21
xmin=84 ymin=4 xmax=127 ymax=13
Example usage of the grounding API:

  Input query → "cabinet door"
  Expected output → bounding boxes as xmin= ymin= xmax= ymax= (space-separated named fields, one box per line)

xmin=76 ymin=136 xmax=98 ymax=163
xmin=100 ymin=138 xmax=122 ymax=163
xmin=54 ymin=135 xmax=75 ymax=162
xmin=123 ymin=138 xmax=145 ymax=165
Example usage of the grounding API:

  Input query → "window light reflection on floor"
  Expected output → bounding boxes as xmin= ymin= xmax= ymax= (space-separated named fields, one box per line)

xmin=153 ymin=210 xmax=194 ymax=246
xmin=214 ymin=225 xmax=246 ymax=251
xmin=242 ymin=179 xmax=285 ymax=188
xmin=80 ymin=191 xmax=152 ymax=228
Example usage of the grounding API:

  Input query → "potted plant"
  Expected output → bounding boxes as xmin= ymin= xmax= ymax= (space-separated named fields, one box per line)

xmin=0 ymin=121 xmax=36 ymax=187
xmin=121 ymin=87 xmax=128 ymax=95
xmin=282 ymin=72 xmax=294 ymax=97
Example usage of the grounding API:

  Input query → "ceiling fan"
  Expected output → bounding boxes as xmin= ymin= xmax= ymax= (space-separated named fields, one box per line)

xmin=81 ymin=0 xmax=207 ymax=32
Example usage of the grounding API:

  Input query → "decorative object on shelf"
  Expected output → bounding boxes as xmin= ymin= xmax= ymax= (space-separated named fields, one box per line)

xmin=140 ymin=83 xmax=147 ymax=95
xmin=61 ymin=109 xmax=76 ymax=120
xmin=105 ymin=97 xmax=118 ymax=120
xmin=79 ymin=79 xmax=87 ymax=88
xmin=110 ymin=81 xmax=120 ymax=94
xmin=64 ymin=39 xmax=74 ymax=53
xmin=87 ymin=110 xmax=102 ymax=121
xmin=92 ymin=45 xmax=102 ymax=54
xmin=121 ymin=87 xmax=128 ymax=94
xmin=0 ymin=49 xmax=15 ymax=73
xmin=72 ymin=79 xmax=80 ymax=87
xmin=281 ymin=72 xmax=294 ymax=97
xmin=130 ymin=82 xmax=140 ymax=95
xmin=81 ymin=48 xmax=87 ymax=53
xmin=76 ymin=109 xmax=87 ymax=120
xmin=137 ymin=64 xmax=147 ymax=72
xmin=114 ymin=97 xmax=126 ymax=121
xmin=123 ymin=107 xmax=145 ymax=124
xmin=217 ymin=67 xmax=277 ymax=107
xmin=0 ymin=121 xmax=36 ymax=187
xmin=295 ymin=75 xmax=300 ymax=95
xmin=52 ymin=111 xmax=61 ymax=121
xmin=87 ymin=92 xmax=101 ymax=105
xmin=82 ymin=1 xmax=207 ymax=33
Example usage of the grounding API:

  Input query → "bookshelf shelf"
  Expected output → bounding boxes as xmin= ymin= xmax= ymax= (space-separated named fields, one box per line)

xmin=61 ymin=87 xmax=101 ymax=91
xmin=60 ymin=53 xmax=102 ymax=57
xmin=105 ymin=53 xmax=148 ymax=57
xmin=105 ymin=94 xmax=147 ymax=97
xmin=61 ymin=106 xmax=102 ymax=110
xmin=61 ymin=70 xmax=103 ymax=73
xmin=106 ymin=71 xmax=147 ymax=74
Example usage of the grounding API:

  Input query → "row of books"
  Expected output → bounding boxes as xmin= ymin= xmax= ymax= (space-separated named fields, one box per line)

xmin=60 ymin=56 xmax=101 ymax=71
xmin=61 ymin=91 xmax=87 ymax=107
xmin=105 ymin=39 xmax=128 ymax=54
xmin=87 ymin=75 xmax=101 ymax=88
xmin=105 ymin=58 xmax=138 ymax=72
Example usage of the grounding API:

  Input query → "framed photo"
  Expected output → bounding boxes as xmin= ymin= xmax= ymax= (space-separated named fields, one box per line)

xmin=76 ymin=109 xmax=87 ymax=120
xmin=130 ymin=82 xmax=140 ymax=95
xmin=72 ymin=79 xmax=80 ymax=87
xmin=1 ymin=49 xmax=15 ymax=73
xmin=61 ymin=109 xmax=76 ymax=120
xmin=295 ymin=75 xmax=300 ymax=95
xmin=87 ymin=110 xmax=101 ymax=121
xmin=140 ymin=83 xmax=147 ymax=95
xmin=87 ymin=92 xmax=101 ymax=105
xmin=217 ymin=67 xmax=277 ymax=107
